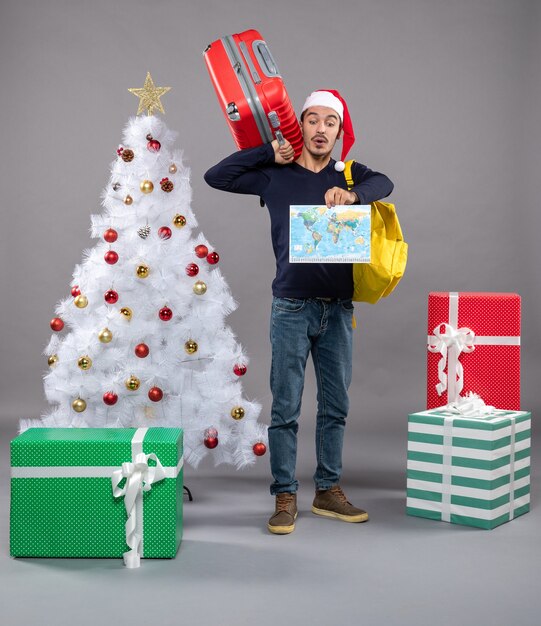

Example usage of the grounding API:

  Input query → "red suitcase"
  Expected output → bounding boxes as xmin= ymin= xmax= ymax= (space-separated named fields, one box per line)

xmin=204 ymin=29 xmax=304 ymax=159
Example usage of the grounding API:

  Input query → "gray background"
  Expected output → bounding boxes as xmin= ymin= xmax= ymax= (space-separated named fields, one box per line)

xmin=0 ymin=1 xmax=540 ymax=625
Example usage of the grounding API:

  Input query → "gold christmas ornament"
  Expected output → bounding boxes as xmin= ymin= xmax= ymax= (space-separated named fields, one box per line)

xmin=72 ymin=398 xmax=87 ymax=413
xmin=173 ymin=214 xmax=186 ymax=228
xmin=125 ymin=375 xmax=141 ymax=391
xmin=74 ymin=294 xmax=88 ymax=308
xmin=48 ymin=354 xmax=59 ymax=367
xmin=169 ymin=163 xmax=177 ymax=174
xmin=136 ymin=264 xmax=150 ymax=278
xmin=140 ymin=179 xmax=154 ymax=194
xmin=230 ymin=406 xmax=245 ymax=420
xmin=124 ymin=194 xmax=134 ymax=205
xmin=98 ymin=327 xmax=113 ymax=343
xmin=128 ymin=72 xmax=171 ymax=116
xmin=184 ymin=339 xmax=198 ymax=354
xmin=77 ymin=355 xmax=92 ymax=370
xmin=193 ymin=280 xmax=207 ymax=296
xmin=120 ymin=307 xmax=133 ymax=320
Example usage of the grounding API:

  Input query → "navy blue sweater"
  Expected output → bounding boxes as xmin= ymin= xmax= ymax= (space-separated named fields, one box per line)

xmin=204 ymin=143 xmax=394 ymax=298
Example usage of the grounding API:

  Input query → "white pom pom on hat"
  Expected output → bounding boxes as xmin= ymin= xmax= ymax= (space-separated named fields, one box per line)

xmin=301 ymin=89 xmax=356 ymax=171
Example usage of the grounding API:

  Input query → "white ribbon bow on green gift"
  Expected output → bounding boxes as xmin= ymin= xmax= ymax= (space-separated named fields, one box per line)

xmin=446 ymin=391 xmax=495 ymax=418
xmin=112 ymin=452 xmax=166 ymax=569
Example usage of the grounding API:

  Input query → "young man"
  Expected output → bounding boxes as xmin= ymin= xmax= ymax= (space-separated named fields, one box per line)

xmin=205 ymin=90 xmax=393 ymax=534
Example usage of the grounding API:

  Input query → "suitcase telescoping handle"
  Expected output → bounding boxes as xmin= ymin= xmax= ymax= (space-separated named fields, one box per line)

xmin=268 ymin=111 xmax=286 ymax=146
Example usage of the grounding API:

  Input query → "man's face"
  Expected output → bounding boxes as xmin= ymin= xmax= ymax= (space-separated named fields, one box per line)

xmin=300 ymin=105 xmax=342 ymax=159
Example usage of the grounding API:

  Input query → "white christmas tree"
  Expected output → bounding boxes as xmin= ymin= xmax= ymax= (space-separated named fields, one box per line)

xmin=23 ymin=74 xmax=267 ymax=469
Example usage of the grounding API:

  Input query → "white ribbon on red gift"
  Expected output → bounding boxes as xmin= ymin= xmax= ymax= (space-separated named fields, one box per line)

xmin=427 ymin=292 xmax=521 ymax=402
xmin=111 ymin=428 xmax=166 ymax=569
xmin=427 ymin=323 xmax=475 ymax=399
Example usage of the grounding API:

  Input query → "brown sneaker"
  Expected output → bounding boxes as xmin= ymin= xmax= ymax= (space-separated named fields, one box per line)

xmin=267 ymin=493 xmax=298 ymax=534
xmin=312 ymin=485 xmax=369 ymax=523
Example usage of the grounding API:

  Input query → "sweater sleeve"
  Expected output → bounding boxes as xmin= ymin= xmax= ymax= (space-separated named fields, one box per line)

xmin=350 ymin=161 xmax=394 ymax=204
xmin=204 ymin=143 xmax=275 ymax=197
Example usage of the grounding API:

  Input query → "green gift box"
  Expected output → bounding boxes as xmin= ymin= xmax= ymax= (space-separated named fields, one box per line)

xmin=407 ymin=408 xmax=531 ymax=529
xmin=10 ymin=427 xmax=183 ymax=566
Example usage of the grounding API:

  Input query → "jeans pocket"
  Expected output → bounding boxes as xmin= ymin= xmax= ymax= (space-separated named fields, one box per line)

xmin=340 ymin=299 xmax=354 ymax=312
xmin=273 ymin=297 xmax=306 ymax=313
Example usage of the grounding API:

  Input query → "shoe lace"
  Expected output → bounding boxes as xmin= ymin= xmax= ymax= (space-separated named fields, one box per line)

xmin=276 ymin=493 xmax=295 ymax=512
xmin=329 ymin=485 xmax=349 ymax=504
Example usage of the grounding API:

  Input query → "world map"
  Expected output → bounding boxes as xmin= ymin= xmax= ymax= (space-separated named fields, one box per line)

xmin=289 ymin=205 xmax=371 ymax=263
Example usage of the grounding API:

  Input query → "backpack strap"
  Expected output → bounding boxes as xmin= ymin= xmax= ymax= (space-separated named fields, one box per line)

xmin=344 ymin=158 xmax=358 ymax=328
xmin=343 ymin=159 xmax=355 ymax=191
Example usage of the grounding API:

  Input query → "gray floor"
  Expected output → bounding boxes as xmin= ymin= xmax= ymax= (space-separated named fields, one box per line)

xmin=1 ymin=424 xmax=540 ymax=626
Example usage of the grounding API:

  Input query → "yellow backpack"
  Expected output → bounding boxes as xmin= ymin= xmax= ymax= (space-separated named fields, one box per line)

xmin=344 ymin=160 xmax=408 ymax=304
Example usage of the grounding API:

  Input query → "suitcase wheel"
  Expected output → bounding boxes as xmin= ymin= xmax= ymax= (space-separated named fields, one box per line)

xmin=226 ymin=102 xmax=241 ymax=122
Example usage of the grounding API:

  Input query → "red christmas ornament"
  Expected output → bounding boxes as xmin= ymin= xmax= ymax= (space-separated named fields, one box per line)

xmin=233 ymin=364 xmax=247 ymax=377
xmin=204 ymin=437 xmax=219 ymax=449
xmin=159 ymin=306 xmax=173 ymax=321
xmin=103 ymin=391 xmax=118 ymax=406
xmin=104 ymin=250 xmax=119 ymax=265
xmin=135 ymin=343 xmax=150 ymax=358
xmin=116 ymin=146 xmax=124 ymax=156
xmin=185 ymin=263 xmax=199 ymax=277
xmin=204 ymin=427 xmax=219 ymax=449
xmin=50 ymin=317 xmax=64 ymax=332
xmin=148 ymin=386 xmax=163 ymax=402
xmin=103 ymin=228 xmax=118 ymax=243
xmin=158 ymin=226 xmax=172 ymax=240
xmin=104 ymin=289 xmax=119 ymax=304
xmin=206 ymin=251 xmax=220 ymax=265
xmin=71 ymin=285 xmax=81 ymax=297
xmin=253 ymin=442 xmax=267 ymax=457
xmin=147 ymin=139 xmax=161 ymax=152
xmin=195 ymin=244 xmax=209 ymax=258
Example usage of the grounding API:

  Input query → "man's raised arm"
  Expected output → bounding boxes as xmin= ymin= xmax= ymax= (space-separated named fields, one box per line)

xmin=204 ymin=139 xmax=293 ymax=197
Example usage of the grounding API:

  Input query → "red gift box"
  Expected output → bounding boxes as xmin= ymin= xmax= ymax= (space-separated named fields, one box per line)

xmin=427 ymin=292 xmax=521 ymax=410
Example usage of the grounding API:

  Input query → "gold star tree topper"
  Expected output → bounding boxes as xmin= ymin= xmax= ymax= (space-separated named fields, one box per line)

xmin=128 ymin=72 xmax=171 ymax=116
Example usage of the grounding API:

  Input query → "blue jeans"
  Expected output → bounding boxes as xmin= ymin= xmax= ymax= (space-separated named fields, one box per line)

xmin=269 ymin=297 xmax=354 ymax=495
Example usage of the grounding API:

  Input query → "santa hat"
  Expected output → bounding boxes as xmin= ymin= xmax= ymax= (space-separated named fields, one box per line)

xmin=301 ymin=89 xmax=355 ymax=172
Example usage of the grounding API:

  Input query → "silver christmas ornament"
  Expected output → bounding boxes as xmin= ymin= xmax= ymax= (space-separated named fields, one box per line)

xmin=138 ymin=225 xmax=151 ymax=239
